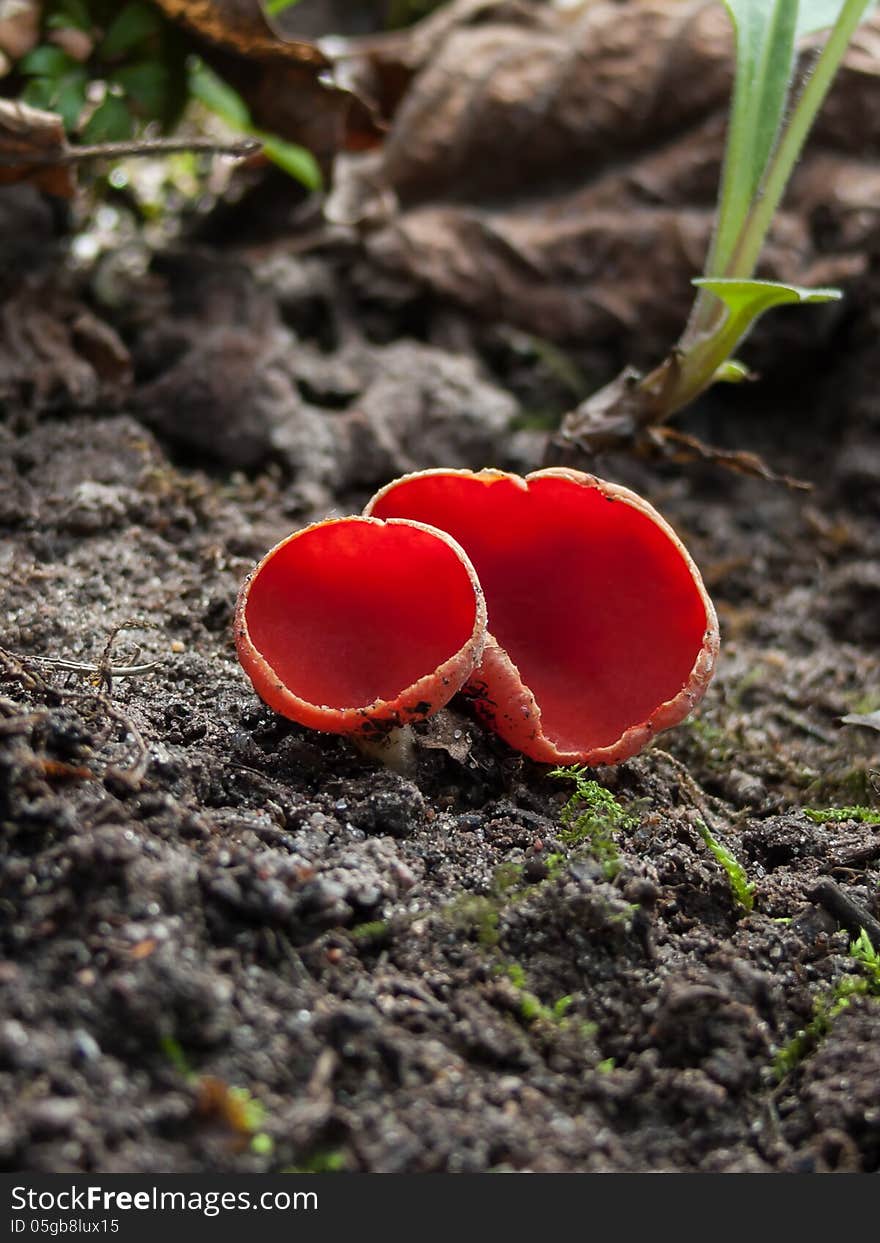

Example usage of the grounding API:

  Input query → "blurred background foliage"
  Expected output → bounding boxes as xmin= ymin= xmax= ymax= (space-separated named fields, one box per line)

xmin=0 ymin=0 xmax=448 ymax=190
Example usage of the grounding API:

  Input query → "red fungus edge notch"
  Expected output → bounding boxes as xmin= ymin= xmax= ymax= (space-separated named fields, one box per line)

xmin=365 ymin=467 xmax=720 ymax=765
xmin=235 ymin=515 xmax=487 ymax=737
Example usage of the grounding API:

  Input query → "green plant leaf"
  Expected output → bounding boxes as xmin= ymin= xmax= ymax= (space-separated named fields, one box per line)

xmin=665 ymin=277 xmax=841 ymax=414
xmin=113 ymin=61 xmax=170 ymax=119
xmin=264 ymin=0 xmax=304 ymax=14
xmin=21 ymin=78 xmax=57 ymax=111
xmin=188 ymin=61 xmax=321 ymax=190
xmin=708 ymin=1 xmax=876 ymax=282
xmin=55 ymin=68 xmax=89 ymax=130
xmin=696 ymin=820 xmax=755 ymax=912
xmin=19 ymin=44 xmax=76 ymax=78
xmin=712 ymin=358 xmax=751 ymax=384
xmin=46 ymin=1 xmax=92 ymax=33
xmin=261 ymin=134 xmax=321 ymax=189
xmin=724 ymin=2 xmax=798 ymax=198
xmin=102 ymin=2 xmax=162 ymax=59
xmin=696 ymin=277 xmax=845 ymax=315
xmin=711 ymin=2 xmax=798 ymax=280
xmin=694 ymin=277 xmax=842 ymax=335
xmin=81 ymin=93 xmax=135 ymax=143
xmin=798 ymin=1 xmax=869 ymax=34
xmin=188 ymin=61 xmax=251 ymax=130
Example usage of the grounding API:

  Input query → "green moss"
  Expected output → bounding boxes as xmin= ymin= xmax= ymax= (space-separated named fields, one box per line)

xmin=774 ymin=977 xmax=864 ymax=1078
xmin=696 ymin=821 xmax=755 ymax=912
xmin=498 ymin=963 xmax=574 ymax=1027
xmin=518 ymin=991 xmax=547 ymax=1022
xmin=596 ymin=1057 xmax=616 ymax=1074
xmin=492 ymin=861 xmax=526 ymax=899
xmin=444 ymin=893 xmax=501 ymax=948
xmin=851 ymin=928 xmax=880 ymax=987
xmin=228 ymin=1086 xmax=266 ymax=1133
xmin=348 ymin=919 xmax=390 ymax=944
xmin=803 ymin=805 xmax=880 ymax=825
xmin=509 ymin=409 xmax=561 ymax=433
xmin=544 ymin=852 xmax=566 ymax=878
xmin=515 ymin=988 xmax=573 ymax=1026
xmin=549 ymin=766 xmax=636 ymax=878
xmin=503 ymin=962 xmax=527 ymax=989
xmin=159 ymin=1034 xmax=191 ymax=1077
xmin=158 ymin=1037 xmax=275 ymax=1159
xmin=288 ymin=1149 xmax=347 ymax=1174
xmin=774 ymin=929 xmax=880 ymax=1078
xmin=441 ymin=859 xmax=538 ymax=951
xmin=552 ymin=995 xmax=574 ymax=1020
xmin=435 ymin=786 xmax=638 ymax=1037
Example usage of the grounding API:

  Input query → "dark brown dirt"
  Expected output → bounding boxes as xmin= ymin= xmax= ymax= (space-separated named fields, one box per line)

xmin=1 ymin=181 xmax=879 ymax=1175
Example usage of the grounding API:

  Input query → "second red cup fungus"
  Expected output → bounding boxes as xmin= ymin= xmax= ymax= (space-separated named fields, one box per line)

xmin=235 ymin=515 xmax=487 ymax=738
xmin=366 ymin=468 xmax=719 ymax=765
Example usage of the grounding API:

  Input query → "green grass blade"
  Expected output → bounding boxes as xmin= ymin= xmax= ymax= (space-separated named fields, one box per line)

xmin=708 ymin=1 xmax=798 ymax=281
xmin=261 ymin=135 xmax=322 ymax=189
xmin=188 ymin=61 xmax=250 ymax=130
xmin=188 ymin=60 xmax=321 ymax=190
xmin=798 ymin=1 xmax=864 ymax=33
xmin=726 ymin=0 xmax=873 ymax=281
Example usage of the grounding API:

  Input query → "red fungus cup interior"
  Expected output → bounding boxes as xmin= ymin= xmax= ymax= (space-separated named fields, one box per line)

xmin=367 ymin=469 xmax=717 ymax=760
xmin=236 ymin=516 xmax=483 ymax=727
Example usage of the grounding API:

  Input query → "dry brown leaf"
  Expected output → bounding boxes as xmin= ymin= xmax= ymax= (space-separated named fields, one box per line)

xmin=154 ymin=0 xmax=384 ymax=173
xmin=347 ymin=0 xmax=880 ymax=362
xmin=0 ymin=99 xmax=76 ymax=197
xmin=541 ymin=360 xmax=813 ymax=489
xmin=341 ymin=0 xmax=546 ymax=122
xmin=195 ymin=1075 xmax=256 ymax=1145
xmin=366 ymin=111 xmax=811 ymax=350
xmin=0 ymin=278 xmax=132 ymax=410
xmin=381 ymin=0 xmax=732 ymax=205
xmin=155 ymin=0 xmax=327 ymax=65
xmin=644 ymin=427 xmax=812 ymax=491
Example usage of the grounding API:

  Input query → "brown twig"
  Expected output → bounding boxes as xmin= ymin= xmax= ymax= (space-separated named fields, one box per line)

xmin=0 ymin=136 xmax=261 ymax=171
xmin=0 ymin=639 xmax=154 ymax=785
xmin=808 ymin=879 xmax=880 ymax=952
xmin=96 ymin=619 xmax=162 ymax=693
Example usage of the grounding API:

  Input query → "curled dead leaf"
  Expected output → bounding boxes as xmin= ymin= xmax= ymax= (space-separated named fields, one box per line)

xmin=154 ymin=0 xmax=327 ymax=66
xmin=153 ymin=0 xmax=384 ymax=173
xmin=347 ymin=0 xmax=880 ymax=366
xmin=0 ymin=99 xmax=75 ymax=197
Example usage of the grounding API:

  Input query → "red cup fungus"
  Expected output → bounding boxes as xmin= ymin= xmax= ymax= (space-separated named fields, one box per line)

xmin=235 ymin=515 xmax=487 ymax=738
xmin=365 ymin=467 xmax=719 ymax=765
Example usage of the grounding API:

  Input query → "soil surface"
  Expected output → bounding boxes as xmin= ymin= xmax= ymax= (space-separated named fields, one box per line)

xmin=1 ymin=176 xmax=879 ymax=1175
